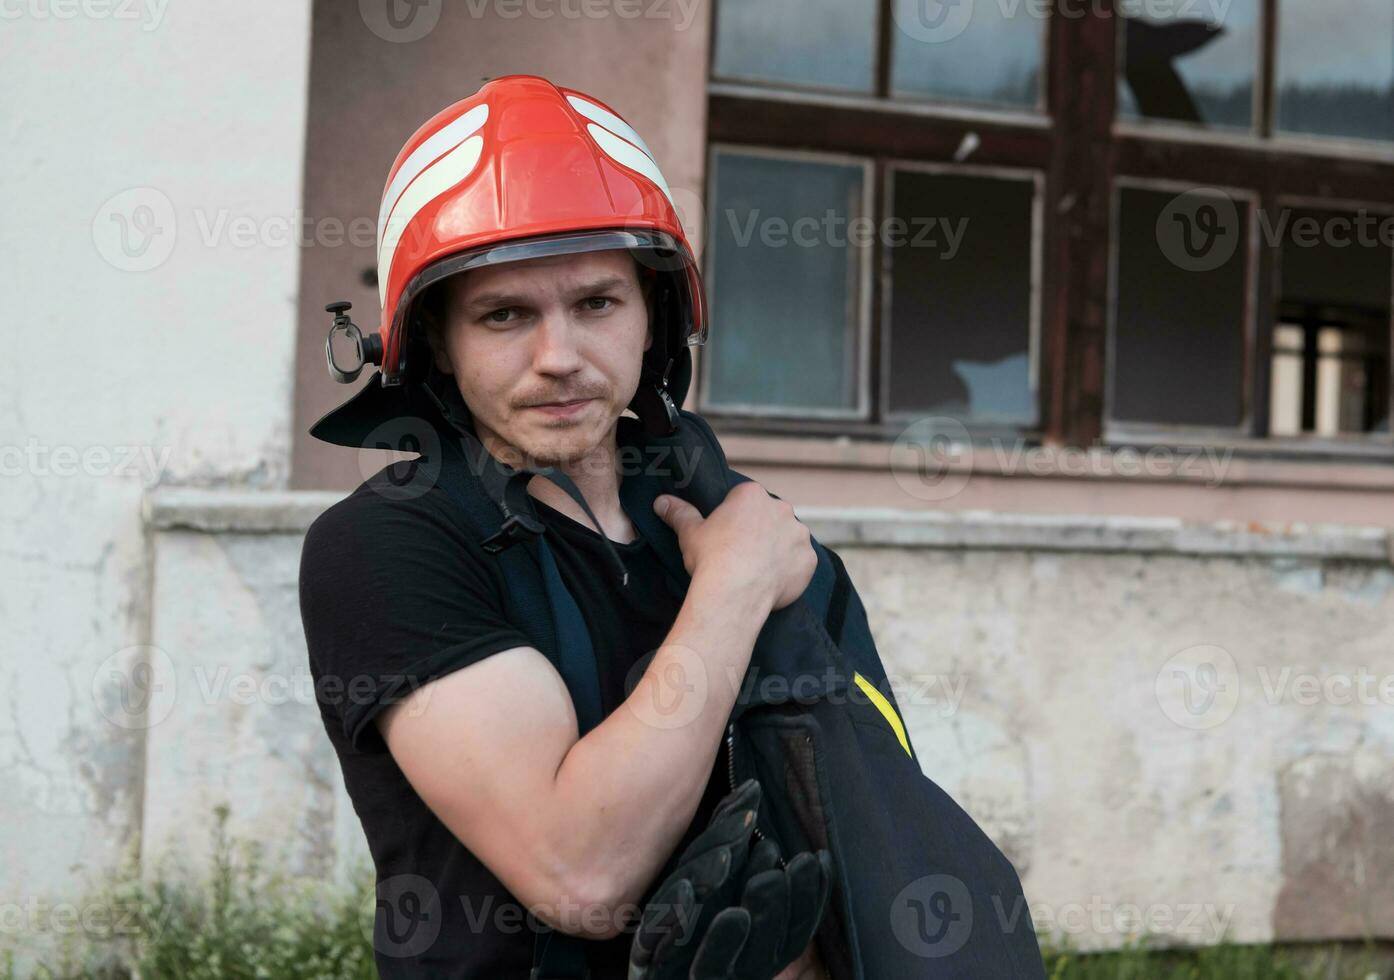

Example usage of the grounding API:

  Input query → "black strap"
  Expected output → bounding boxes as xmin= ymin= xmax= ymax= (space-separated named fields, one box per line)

xmin=823 ymin=548 xmax=852 ymax=646
xmin=431 ymin=435 xmax=601 ymax=980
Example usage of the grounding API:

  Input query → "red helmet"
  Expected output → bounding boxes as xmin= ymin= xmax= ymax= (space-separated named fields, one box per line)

xmin=312 ymin=74 xmax=706 ymax=447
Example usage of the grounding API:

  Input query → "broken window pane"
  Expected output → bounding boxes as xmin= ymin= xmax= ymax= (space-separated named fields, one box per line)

xmin=890 ymin=0 xmax=1044 ymax=110
xmin=703 ymin=150 xmax=866 ymax=413
xmin=1269 ymin=207 xmax=1393 ymax=436
xmin=1111 ymin=186 xmax=1250 ymax=428
xmin=713 ymin=0 xmax=877 ymax=93
xmin=1117 ymin=0 xmax=1259 ymax=130
xmin=1276 ymin=0 xmax=1394 ymax=143
xmin=886 ymin=169 xmax=1036 ymax=422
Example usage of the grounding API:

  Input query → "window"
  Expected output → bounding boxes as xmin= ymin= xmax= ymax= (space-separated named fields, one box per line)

xmin=703 ymin=0 xmax=1394 ymax=457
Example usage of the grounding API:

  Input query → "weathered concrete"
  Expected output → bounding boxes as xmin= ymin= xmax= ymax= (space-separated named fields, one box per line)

xmin=123 ymin=489 xmax=1394 ymax=952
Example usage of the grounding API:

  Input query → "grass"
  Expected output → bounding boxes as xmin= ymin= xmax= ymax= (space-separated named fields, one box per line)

xmin=2 ymin=809 xmax=1387 ymax=978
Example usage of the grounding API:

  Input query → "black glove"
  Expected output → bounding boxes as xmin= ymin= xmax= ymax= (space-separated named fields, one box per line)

xmin=628 ymin=779 xmax=762 ymax=980
xmin=689 ymin=837 xmax=834 ymax=980
xmin=629 ymin=778 xmax=836 ymax=980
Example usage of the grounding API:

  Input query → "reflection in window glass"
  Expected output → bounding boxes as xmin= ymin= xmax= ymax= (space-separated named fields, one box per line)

xmin=704 ymin=151 xmax=865 ymax=413
xmin=713 ymin=0 xmax=877 ymax=93
xmin=1270 ymin=207 xmax=1393 ymax=435
xmin=1276 ymin=0 xmax=1394 ymax=143
xmin=1117 ymin=0 xmax=1258 ymax=130
xmin=890 ymin=0 xmax=1043 ymax=109
xmin=886 ymin=170 xmax=1036 ymax=422
xmin=1111 ymin=187 xmax=1250 ymax=428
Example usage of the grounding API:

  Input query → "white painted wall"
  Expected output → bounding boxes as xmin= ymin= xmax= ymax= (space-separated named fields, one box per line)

xmin=0 ymin=0 xmax=312 ymax=948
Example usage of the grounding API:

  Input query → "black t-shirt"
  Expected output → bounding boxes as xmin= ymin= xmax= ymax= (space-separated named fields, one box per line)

xmin=298 ymin=464 xmax=732 ymax=979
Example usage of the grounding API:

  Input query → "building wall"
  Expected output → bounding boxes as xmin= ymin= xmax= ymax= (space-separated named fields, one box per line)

xmin=139 ymin=492 xmax=1394 ymax=951
xmin=0 ymin=0 xmax=313 ymax=941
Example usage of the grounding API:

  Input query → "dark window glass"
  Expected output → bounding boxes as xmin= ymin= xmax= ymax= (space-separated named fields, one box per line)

xmin=703 ymin=150 xmax=867 ymax=413
xmin=1269 ymin=206 xmax=1393 ymax=435
xmin=890 ymin=0 xmax=1044 ymax=110
xmin=886 ymin=170 xmax=1037 ymax=422
xmin=1111 ymin=186 xmax=1250 ymax=428
xmin=713 ymin=0 xmax=878 ymax=93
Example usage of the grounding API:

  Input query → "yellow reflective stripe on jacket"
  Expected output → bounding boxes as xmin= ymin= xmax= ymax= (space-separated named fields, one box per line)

xmin=852 ymin=671 xmax=911 ymax=757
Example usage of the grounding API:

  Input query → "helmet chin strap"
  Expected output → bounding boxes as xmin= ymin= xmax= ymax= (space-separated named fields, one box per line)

xmin=417 ymin=363 xmax=631 ymax=589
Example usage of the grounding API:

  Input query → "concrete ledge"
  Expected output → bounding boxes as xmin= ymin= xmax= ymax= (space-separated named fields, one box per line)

xmin=797 ymin=507 xmax=1393 ymax=563
xmin=144 ymin=489 xmax=1393 ymax=563
xmin=144 ymin=488 xmax=344 ymax=534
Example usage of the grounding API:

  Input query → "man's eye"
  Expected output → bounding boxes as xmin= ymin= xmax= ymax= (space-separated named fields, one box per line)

xmin=484 ymin=308 xmax=516 ymax=324
xmin=581 ymin=296 xmax=614 ymax=312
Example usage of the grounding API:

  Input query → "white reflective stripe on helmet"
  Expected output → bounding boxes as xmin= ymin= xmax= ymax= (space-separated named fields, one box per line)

xmin=566 ymin=95 xmax=655 ymax=162
xmin=585 ymin=124 xmax=674 ymax=208
xmin=377 ymin=135 xmax=485 ymax=306
xmin=376 ymin=103 xmax=490 ymax=258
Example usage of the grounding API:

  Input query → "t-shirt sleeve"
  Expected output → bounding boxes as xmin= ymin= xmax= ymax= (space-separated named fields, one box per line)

xmin=298 ymin=488 xmax=535 ymax=754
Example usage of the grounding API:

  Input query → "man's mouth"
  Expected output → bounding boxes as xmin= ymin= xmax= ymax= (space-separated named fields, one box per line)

xmin=527 ymin=398 xmax=594 ymax=418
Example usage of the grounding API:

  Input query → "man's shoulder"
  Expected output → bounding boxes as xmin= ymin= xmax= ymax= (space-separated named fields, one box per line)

xmin=301 ymin=463 xmax=482 ymax=570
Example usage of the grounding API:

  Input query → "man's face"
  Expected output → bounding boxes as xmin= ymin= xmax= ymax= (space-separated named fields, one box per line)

xmin=433 ymin=249 xmax=653 ymax=467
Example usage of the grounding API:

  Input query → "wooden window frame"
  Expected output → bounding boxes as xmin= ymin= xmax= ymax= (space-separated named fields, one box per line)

xmin=702 ymin=0 xmax=1394 ymax=463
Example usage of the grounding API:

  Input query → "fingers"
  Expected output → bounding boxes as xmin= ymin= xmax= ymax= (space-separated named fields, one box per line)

xmin=777 ymin=850 xmax=834 ymax=964
xmin=654 ymin=494 xmax=703 ymax=533
xmin=710 ymin=778 xmax=760 ymax=824
xmin=688 ymin=907 xmax=751 ymax=980
xmin=633 ymin=875 xmax=696 ymax=965
xmin=731 ymin=868 xmax=787 ymax=973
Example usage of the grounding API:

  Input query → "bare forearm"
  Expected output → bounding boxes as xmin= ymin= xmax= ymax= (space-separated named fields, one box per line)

xmin=547 ymin=568 xmax=772 ymax=932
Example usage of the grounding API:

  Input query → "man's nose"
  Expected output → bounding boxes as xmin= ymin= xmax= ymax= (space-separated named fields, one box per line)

xmin=530 ymin=309 xmax=584 ymax=376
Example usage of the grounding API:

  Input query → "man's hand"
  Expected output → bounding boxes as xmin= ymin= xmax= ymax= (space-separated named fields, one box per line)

xmin=655 ymin=482 xmax=817 ymax=612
